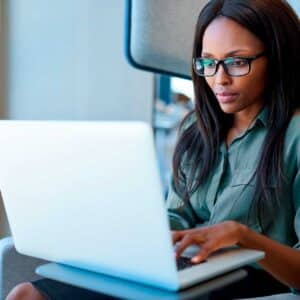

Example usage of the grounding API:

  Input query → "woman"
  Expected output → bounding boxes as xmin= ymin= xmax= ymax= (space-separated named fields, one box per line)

xmin=6 ymin=0 xmax=300 ymax=299
xmin=168 ymin=0 xmax=300 ymax=298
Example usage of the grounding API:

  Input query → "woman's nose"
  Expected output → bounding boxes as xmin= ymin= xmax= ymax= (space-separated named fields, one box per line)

xmin=214 ymin=64 xmax=232 ymax=85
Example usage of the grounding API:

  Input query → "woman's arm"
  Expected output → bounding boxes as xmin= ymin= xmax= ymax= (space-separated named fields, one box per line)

xmin=239 ymin=224 xmax=300 ymax=290
xmin=173 ymin=221 xmax=300 ymax=290
xmin=166 ymin=176 xmax=200 ymax=230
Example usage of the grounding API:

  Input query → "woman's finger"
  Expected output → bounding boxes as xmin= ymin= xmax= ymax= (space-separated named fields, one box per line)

xmin=191 ymin=240 xmax=216 ymax=263
xmin=172 ymin=231 xmax=184 ymax=244
xmin=175 ymin=234 xmax=195 ymax=259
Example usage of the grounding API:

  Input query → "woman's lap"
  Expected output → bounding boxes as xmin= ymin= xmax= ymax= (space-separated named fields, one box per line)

xmin=208 ymin=267 xmax=290 ymax=300
xmin=32 ymin=267 xmax=290 ymax=300
xmin=32 ymin=279 xmax=117 ymax=300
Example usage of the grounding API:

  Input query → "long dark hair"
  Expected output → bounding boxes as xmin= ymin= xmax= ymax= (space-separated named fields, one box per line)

xmin=173 ymin=0 xmax=300 ymax=230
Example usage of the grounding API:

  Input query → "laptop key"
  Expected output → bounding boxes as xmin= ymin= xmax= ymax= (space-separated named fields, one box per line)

xmin=176 ymin=257 xmax=194 ymax=270
xmin=176 ymin=256 xmax=207 ymax=270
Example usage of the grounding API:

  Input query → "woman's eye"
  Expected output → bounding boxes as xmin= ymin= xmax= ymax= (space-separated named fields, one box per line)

xmin=227 ymin=58 xmax=247 ymax=67
xmin=203 ymin=60 xmax=215 ymax=68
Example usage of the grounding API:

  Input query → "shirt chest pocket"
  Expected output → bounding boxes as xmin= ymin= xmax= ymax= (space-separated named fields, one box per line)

xmin=231 ymin=169 xmax=256 ymax=187
xmin=231 ymin=169 xmax=278 ymax=188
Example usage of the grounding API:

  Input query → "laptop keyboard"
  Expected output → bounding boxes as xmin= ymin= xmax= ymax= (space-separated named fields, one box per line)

xmin=176 ymin=256 xmax=207 ymax=270
xmin=176 ymin=257 xmax=194 ymax=270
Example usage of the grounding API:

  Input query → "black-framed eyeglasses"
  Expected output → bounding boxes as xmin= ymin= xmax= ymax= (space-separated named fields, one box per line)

xmin=193 ymin=52 xmax=266 ymax=77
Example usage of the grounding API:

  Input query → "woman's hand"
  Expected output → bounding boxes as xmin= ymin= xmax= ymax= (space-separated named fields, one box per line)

xmin=173 ymin=221 xmax=300 ymax=289
xmin=172 ymin=221 xmax=246 ymax=263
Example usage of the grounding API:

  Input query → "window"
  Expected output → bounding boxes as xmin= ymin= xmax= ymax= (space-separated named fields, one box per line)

xmin=154 ymin=75 xmax=194 ymax=194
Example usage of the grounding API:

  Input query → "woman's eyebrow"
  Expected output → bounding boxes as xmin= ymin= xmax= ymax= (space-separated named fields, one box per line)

xmin=201 ymin=49 xmax=251 ymax=57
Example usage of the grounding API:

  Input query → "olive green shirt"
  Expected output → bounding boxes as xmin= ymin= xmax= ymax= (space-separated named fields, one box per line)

xmin=167 ymin=109 xmax=300 ymax=251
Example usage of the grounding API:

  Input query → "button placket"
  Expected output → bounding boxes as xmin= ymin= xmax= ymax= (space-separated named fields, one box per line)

xmin=206 ymin=149 xmax=228 ymax=224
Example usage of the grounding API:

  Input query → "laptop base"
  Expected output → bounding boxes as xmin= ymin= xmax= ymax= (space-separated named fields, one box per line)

xmin=36 ymin=263 xmax=247 ymax=300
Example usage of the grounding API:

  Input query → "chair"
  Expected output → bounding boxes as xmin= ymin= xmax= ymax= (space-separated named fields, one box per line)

xmin=0 ymin=0 xmax=299 ymax=299
xmin=0 ymin=237 xmax=46 ymax=299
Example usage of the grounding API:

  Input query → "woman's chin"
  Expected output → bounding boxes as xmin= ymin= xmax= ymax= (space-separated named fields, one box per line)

xmin=219 ymin=103 xmax=240 ymax=114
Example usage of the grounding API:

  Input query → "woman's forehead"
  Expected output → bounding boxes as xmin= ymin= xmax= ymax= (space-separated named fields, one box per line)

xmin=202 ymin=17 xmax=265 ymax=56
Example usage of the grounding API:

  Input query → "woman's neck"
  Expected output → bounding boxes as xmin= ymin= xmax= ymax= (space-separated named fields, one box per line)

xmin=226 ymin=103 xmax=265 ymax=147
xmin=232 ymin=103 xmax=265 ymax=133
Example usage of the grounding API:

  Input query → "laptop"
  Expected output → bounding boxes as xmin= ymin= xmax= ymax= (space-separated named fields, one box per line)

xmin=0 ymin=120 xmax=264 ymax=291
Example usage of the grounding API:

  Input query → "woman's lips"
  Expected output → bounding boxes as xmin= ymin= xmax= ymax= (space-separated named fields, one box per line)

xmin=216 ymin=92 xmax=239 ymax=103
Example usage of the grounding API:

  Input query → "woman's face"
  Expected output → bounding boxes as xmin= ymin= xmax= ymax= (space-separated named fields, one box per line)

xmin=201 ymin=17 xmax=268 ymax=116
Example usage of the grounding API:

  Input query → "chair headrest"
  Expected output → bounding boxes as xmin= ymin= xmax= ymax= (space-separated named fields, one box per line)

xmin=125 ymin=0 xmax=209 ymax=79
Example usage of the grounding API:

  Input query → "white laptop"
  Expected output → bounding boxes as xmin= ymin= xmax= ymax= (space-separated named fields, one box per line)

xmin=0 ymin=121 xmax=264 ymax=291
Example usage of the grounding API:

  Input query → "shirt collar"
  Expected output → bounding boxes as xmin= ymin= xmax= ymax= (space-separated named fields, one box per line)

xmin=255 ymin=106 xmax=269 ymax=128
xmin=219 ymin=106 xmax=269 ymax=153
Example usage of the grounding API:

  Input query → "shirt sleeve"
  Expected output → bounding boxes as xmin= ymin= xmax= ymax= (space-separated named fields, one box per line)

xmin=292 ymin=167 xmax=300 ymax=297
xmin=166 ymin=176 xmax=198 ymax=230
xmin=291 ymin=116 xmax=300 ymax=251
xmin=293 ymin=156 xmax=300 ymax=250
